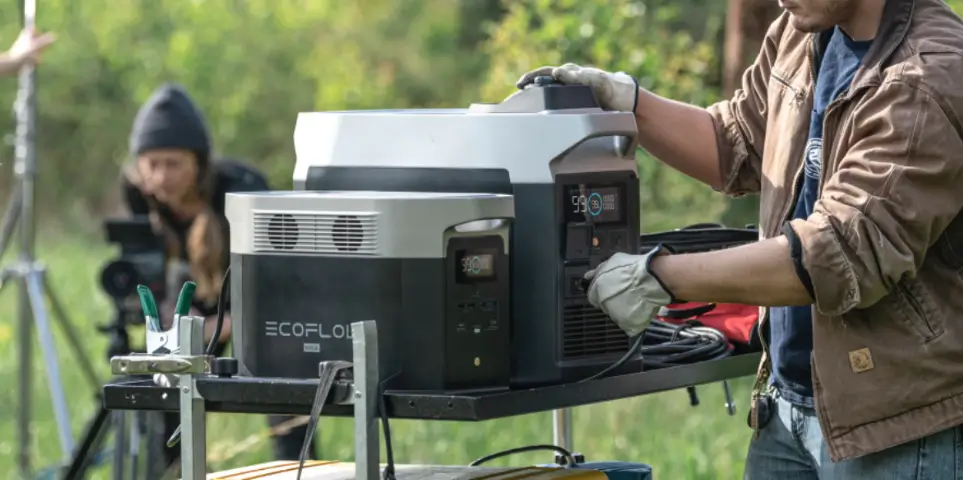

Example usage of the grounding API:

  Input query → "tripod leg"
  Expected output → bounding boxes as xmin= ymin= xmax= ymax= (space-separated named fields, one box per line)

xmin=0 ymin=184 xmax=21 ymax=261
xmin=43 ymin=275 xmax=101 ymax=389
xmin=61 ymin=401 xmax=112 ymax=480
xmin=112 ymin=411 xmax=127 ymax=480
xmin=144 ymin=412 xmax=166 ymax=479
xmin=25 ymin=268 xmax=75 ymax=460
xmin=128 ymin=411 xmax=140 ymax=479
xmin=17 ymin=275 xmax=33 ymax=478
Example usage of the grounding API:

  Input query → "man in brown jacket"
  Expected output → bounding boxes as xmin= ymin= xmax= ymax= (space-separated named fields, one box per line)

xmin=518 ymin=0 xmax=963 ymax=477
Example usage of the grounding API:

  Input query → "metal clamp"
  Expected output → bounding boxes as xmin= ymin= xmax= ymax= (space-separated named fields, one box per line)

xmin=106 ymin=316 xmax=384 ymax=480
xmin=146 ymin=314 xmax=180 ymax=355
xmin=107 ymin=316 xmax=208 ymax=479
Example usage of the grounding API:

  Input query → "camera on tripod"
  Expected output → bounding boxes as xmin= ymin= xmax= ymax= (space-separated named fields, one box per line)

xmin=99 ymin=216 xmax=167 ymax=326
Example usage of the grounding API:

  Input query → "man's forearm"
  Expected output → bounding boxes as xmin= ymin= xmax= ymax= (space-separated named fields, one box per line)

xmin=634 ymin=88 xmax=723 ymax=190
xmin=650 ymin=236 xmax=812 ymax=307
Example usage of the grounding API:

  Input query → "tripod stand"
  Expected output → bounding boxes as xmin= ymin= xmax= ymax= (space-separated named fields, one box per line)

xmin=62 ymin=304 xmax=164 ymax=480
xmin=0 ymin=0 xmax=102 ymax=477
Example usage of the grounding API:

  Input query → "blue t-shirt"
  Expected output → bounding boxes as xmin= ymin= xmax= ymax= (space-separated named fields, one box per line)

xmin=769 ymin=28 xmax=873 ymax=407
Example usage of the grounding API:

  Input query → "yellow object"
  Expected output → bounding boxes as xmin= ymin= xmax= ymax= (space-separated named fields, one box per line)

xmin=205 ymin=461 xmax=608 ymax=479
xmin=0 ymin=323 xmax=11 ymax=344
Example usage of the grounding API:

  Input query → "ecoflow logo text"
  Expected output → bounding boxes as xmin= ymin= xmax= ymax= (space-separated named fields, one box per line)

xmin=264 ymin=321 xmax=354 ymax=353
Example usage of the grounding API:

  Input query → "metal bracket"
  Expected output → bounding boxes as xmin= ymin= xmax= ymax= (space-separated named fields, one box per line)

xmin=352 ymin=321 xmax=380 ymax=480
xmin=179 ymin=315 xmax=207 ymax=479
xmin=110 ymin=354 xmax=210 ymax=376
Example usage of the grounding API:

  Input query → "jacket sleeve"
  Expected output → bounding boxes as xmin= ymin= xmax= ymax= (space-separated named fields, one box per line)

xmin=705 ymin=13 xmax=789 ymax=196
xmin=786 ymin=78 xmax=963 ymax=316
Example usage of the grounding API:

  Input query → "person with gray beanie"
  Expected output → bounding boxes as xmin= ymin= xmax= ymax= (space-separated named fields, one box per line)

xmin=120 ymin=82 xmax=317 ymax=470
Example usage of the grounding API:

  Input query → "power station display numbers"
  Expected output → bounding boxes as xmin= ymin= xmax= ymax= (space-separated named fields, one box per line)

xmin=455 ymin=249 xmax=498 ymax=283
xmin=571 ymin=192 xmax=614 ymax=216
xmin=461 ymin=254 xmax=494 ymax=277
xmin=564 ymin=184 xmax=624 ymax=224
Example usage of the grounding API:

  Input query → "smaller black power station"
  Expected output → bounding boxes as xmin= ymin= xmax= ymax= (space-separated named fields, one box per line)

xmin=225 ymin=191 xmax=515 ymax=393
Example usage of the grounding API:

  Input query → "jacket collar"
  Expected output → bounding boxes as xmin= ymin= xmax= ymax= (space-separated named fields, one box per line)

xmin=811 ymin=0 xmax=915 ymax=90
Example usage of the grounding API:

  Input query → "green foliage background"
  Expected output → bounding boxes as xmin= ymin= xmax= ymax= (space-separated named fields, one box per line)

xmin=2 ymin=0 xmax=960 ymax=230
xmin=0 ymin=0 xmax=740 ymax=233
xmin=2 ymin=1 xmax=963 ymax=478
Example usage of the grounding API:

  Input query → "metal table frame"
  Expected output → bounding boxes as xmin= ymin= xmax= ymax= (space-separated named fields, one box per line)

xmin=105 ymin=316 xmax=760 ymax=480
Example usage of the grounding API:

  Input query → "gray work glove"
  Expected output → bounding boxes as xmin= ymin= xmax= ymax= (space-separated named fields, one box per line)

xmin=515 ymin=63 xmax=640 ymax=113
xmin=584 ymin=245 xmax=676 ymax=337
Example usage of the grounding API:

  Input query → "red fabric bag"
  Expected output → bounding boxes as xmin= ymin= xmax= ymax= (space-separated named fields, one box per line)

xmin=656 ymin=302 xmax=759 ymax=346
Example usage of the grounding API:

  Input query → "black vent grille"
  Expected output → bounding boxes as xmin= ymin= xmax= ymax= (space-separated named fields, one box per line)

xmin=332 ymin=215 xmax=365 ymax=252
xmin=561 ymin=302 xmax=630 ymax=360
xmin=267 ymin=213 xmax=298 ymax=250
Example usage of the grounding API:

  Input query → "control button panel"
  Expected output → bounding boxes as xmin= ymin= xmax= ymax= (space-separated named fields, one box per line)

xmin=567 ymin=225 xmax=633 ymax=263
xmin=453 ymin=298 xmax=501 ymax=334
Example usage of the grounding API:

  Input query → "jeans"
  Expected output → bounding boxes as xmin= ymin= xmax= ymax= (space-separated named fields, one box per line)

xmin=744 ymin=391 xmax=963 ymax=479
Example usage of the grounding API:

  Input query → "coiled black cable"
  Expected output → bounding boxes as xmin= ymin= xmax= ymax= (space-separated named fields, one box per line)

xmin=580 ymin=318 xmax=731 ymax=383
xmin=637 ymin=319 xmax=732 ymax=368
xmin=475 ymin=319 xmax=731 ymax=469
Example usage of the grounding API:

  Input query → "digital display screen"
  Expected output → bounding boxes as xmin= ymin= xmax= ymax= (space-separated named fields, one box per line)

xmin=456 ymin=249 xmax=497 ymax=283
xmin=563 ymin=184 xmax=624 ymax=224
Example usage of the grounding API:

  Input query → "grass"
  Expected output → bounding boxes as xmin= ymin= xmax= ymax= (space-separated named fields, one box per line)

xmin=0 ymin=235 xmax=755 ymax=479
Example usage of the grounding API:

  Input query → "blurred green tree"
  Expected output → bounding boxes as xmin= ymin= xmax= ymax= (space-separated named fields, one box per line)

xmin=0 ymin=0 xmax=503 ymax=222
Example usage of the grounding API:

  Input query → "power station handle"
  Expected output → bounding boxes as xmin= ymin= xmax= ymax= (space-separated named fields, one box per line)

xmin=562 ymin=113 xmax=639 ymax=159
xmin=533 ymin=75 xmax=562 ymax=86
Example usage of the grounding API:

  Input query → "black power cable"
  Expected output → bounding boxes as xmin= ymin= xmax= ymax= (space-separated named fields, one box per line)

xmin=579 ymin=334 xmax=644 ymax=383
xmin=470 ymin=445 xmax=577 ymax=468
xmin=377 ymin=381 xmax=397 ymax=480
xmin=295 ymin=373 xmax=399 ymax=480
xmin=206 ymin=266 xmax=230 ymax=356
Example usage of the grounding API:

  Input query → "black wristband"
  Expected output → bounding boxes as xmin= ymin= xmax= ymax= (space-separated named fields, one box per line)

xmin=645 ymin=243 xmax=681 ymax=303
xmin=781 ymin=222 xmax=816 ymax=300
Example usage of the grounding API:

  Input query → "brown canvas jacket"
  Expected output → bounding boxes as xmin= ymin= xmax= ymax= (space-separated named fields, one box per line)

xmin=706 ymin=0 xmax=963 ymax=462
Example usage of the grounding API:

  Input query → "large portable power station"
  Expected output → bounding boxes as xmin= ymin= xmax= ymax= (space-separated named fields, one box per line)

xmin=290 ymin=79 xmax=641 ymax=386
xmin=225 ymin=190 xmax=515 ymax=392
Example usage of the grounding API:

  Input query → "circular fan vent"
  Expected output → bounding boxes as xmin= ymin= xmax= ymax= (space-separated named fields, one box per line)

xmin=267 ymin=214 xmax=298 ymax=250
xmin=332 ymin=215 xmax=364 ymax=252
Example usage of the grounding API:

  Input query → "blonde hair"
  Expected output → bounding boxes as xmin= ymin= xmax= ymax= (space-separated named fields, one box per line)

xmin=122 ymin=161 xmax=226 ymax=307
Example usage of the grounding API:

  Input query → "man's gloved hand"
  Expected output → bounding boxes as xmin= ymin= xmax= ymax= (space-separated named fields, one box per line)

xmin=584 ymin=245 xmax=676 ymax=337
xmin=515 ymin=63 xmax=640 ymax=113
